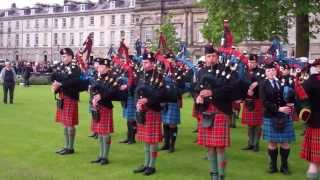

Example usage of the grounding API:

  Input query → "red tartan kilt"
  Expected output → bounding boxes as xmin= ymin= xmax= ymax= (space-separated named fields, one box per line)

xmin=300 ymin=127 xmax=320 ymax=163
xmin=91 ymin=107 xmax=113 ymax=135
xmin=55 ymin=93 xmax=78 ymax=127
xmin=137 ymin=110 xmax=162 ymax=144
xmin=197 ymin=104 xmax=230 ymax=148
xmin=241 ymin=99 xmax=263 ymax=126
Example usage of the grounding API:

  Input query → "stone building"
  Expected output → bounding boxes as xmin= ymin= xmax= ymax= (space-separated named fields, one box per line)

xmin=0 ymin=0 xmax=207 ymax=62
xmin=0 ymin=0 xmax=318 ymax=63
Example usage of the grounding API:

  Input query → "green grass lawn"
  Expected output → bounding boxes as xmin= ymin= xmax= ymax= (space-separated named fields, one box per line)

xmin=0 ymin=85 xmax=308 ymax=180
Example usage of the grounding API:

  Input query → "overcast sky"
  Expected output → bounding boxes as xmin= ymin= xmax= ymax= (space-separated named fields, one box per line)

xmin=0 ymin=0 xmax=99 ymax=9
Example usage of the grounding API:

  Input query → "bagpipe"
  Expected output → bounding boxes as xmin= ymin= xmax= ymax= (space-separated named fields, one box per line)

xmin=74 ymin=33 xmax=94 ymax=92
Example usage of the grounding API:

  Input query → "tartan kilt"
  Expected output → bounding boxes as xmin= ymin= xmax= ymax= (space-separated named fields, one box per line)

xmin=91 ymin=107 xmax=113 ymax=135
xmin=136 ymin=110 xmax=162 ymax=144
xmin=161 ymin=103 xmax=180 ymax=125
xmin=241 ymin=99 xmax=263 ymax=126
xmin=262 ymin=116 xmax=295 ymax=143
xmin=197 ymin=104 xmax=230 ymax=148
xmin=55 ymin=93 xmax=79 ymax=127
xmin=300 ymin=127 xmax=320 ymax=163
xmin=124 ymin=95 xmax=136 ymax=121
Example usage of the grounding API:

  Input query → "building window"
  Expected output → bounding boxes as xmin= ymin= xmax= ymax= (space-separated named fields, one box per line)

xmin=62 ymin=18 xmax=66 ymax=28
xmin=70 ymin=17 xmax=74 ymax=28
xmin=130 ymin=30 xmax=135 ymax=44
xmin=129 ymin=0 xmax=135 ymax=7
xmin=53 ymin=33 xmax=58 ymax=45
xmin=35 ymin=33 xmax=39 ymax=47
xmin=90 ymin=32 xmax=94 ymax=43
xmin=7 ymin=34 xmax=11 ymax=47
xmin=100 ymin=16 xmax=105 ymax=26
xmin=196 ymin=30 xmax=204 ymax=43
xmin=120 ymin=31 xmax=125 ymax=39
xmin=15 ymin=21 xmax=19 ymax=29
xmin=15 ymin=34 xmax=19 ymax=47
xmin=64 ymin=6 xmax=69 ymax=13
xmin=43 ymin=33 xmax=48 ymax=46
xmin=111 ymin=15 xmax=115 ymax=25
xmin=26 ymin=34 xmax=30 ymax=47
xmin=80 ymin=4 xmax=86 ymax=11
xmin=0 ymin=22 xmax=3 ymax=30
xmin=89 ymin=16 xmax=94 ymax=26
xmin=131 ymin=15 xmax=135 ymax=24
xmin=44 ymin=19 xmax=48 ymax=28
xmin=121 ymin=14 xmax=125 ymax=25
xmin=99 ymin=32 xmax=104 ymax=46
xmin=34 ymin=20 xmax=39 ymax=28
xmin=70 ymin=33 xmax=74 ymax=45
xmin=144 ymin=30 xmax=153 ymax=42
xmin=0 ymin=34 xmax=3 ymax=47
xmin=79 ymin=17 xmax=84 ymax=28
xmin=8 ymin=21 xmax=11 ymax=33
xmin=62 ymin=33 xmax=66 ymax=45
xmin=110 ymin=1 xmax=115 ymax=9
xmin=54 ymin=19 xmax=58 ymax=28
xmin=79 ymin=32 xmax=83 ymax=45
xmin=110 ymin=31 xmax=115 ymax=44
xmin=26 ymin=20 xmax=30 ymax=29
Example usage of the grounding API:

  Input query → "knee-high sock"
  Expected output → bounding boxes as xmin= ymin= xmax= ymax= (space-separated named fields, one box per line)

xmin=280 ymin=147 xmax=290 ymax=168
xmin=217 ymin=150 xmax=227 ymax=177
xmin=144 ymin=143 xmax=150 ymax=167
xmin=163 ymin=124 xmax=170 ymax=146
xmin=253 ymin=126 xmax=261 ymax=146
xmin=208 ymin=149 xmax=218 ymax=180
xmin=149 ymin=144 xmax=159 ymax=168
xmin=104 ymin=135 xmax=111 ymax=159
xmin=64 ymin=127 xmax=69 ymax=149
xmin=248 ymin=126 xmax=254 ymax=146
xmin=67 ymin=127 xmax=75 ymax=149
xmin=98 ymin=135 xmax=103 ymax=158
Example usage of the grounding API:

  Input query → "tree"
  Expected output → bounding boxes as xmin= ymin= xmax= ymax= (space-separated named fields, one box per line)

xmin=199 ymin=0 xmax=320 ymax=57
xmin=152 ymin=15 xmax=181 ymax=53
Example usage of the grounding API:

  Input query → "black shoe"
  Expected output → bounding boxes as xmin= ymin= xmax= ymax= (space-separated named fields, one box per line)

xmin=267 ymin=167 xmax=278 ymax=174
xmin=133 ymin=165 xmax=147 ymax=173
xmin=100 ymin=158 xmax=109 ymax=165
xmin=160 ymin=145 xmax=169 ymax=151
xmin=88 ymin=133 xmax=98 ymax=138
xmin=280 ymin=166 xmax=291 ymax=175
xmin=55 ymin=148 xmax=66 ymax=154
xmin=119 ymin=139 xmax=129 ymax=144
xmin=168 ymin=145 xmax=175 ymax=153
xmin=252 ymin=145 xmax=260 ymax=152
xmin=144 ymin=167 xmax=156 ymax=176
xmin=91 ymin=158 xmax=101 ymax=163
xmin=59 ymin=148 xmax=74 ymax=155
xmin=242 ymin=145 xmax=254 ymax=150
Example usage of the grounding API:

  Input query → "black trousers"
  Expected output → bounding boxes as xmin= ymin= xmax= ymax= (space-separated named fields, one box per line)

xmin=24 ymin=77 xmax=30 ymax=86
xmin=3 ymin=82 xmax=15 ymax=103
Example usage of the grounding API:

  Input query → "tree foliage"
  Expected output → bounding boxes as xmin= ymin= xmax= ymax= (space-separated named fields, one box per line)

xmin=199 ymin=0 xmax=320 ymax=57
xmin=152 ymin=15 xmax=181 ymax=53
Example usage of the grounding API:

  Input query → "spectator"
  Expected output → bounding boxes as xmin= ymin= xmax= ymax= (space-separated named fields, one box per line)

xmin=0 ymin=61 xmax=16 ymax=104
xmin=23 ymin=62 xmax=33 ymax=87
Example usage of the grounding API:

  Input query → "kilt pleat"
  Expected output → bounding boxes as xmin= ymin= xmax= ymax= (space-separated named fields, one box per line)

xmin=197 ymin=104 xmax=230 ymax=148
xmin=262 ymin=116 xmax=295 ymax=143
xmin=91 ymin=107 xmax=113 ymax=135
xmin=162 ymin=103 xmax=180 ymax=125
xmin=124 ymin=95 xmax=136 ymax=121
xmin=55 ymin=92 xmax=78 ymax=127
xmin=300 ymin=128 xmax=320 ymax=163
xmin=136 ymin=110 xmax=162 ymax=144
xmin=241 ymin=99 xmax=263 ymax=126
